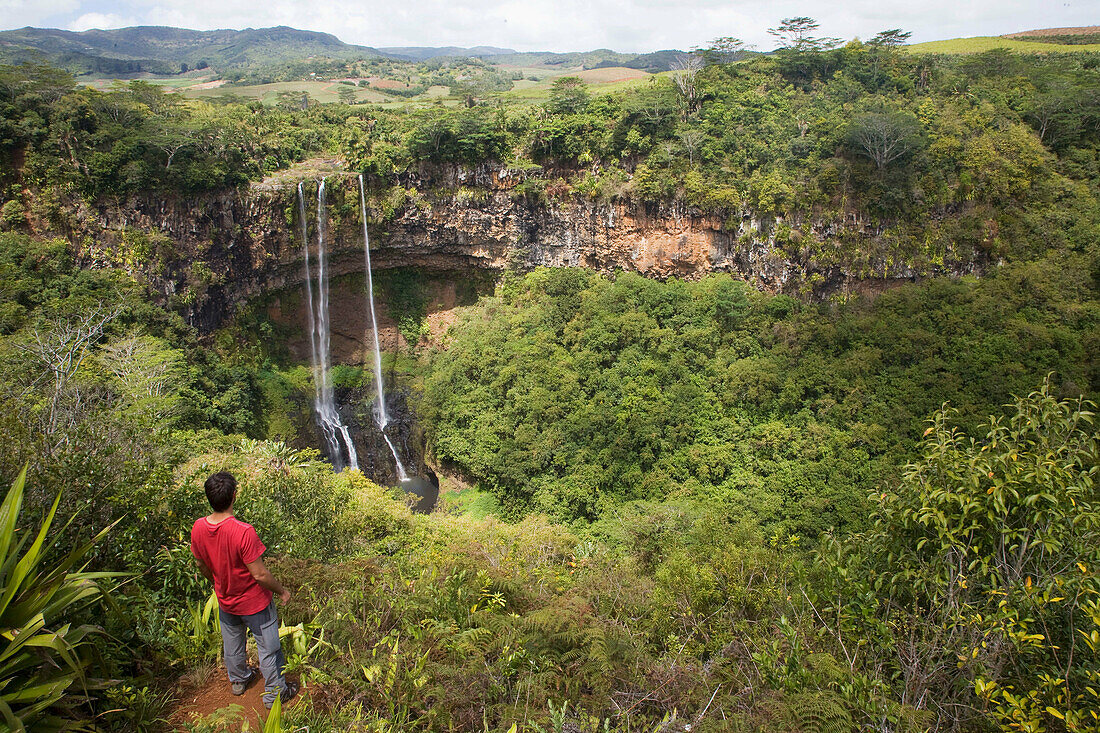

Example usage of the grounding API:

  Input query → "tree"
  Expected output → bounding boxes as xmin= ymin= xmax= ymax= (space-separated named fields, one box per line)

xmin=548 ymin=76 xmax=589 ymax=115
xmin=678 ymin=128 xmax=705 ymax=165
xmin=275 ymin=91 xmax=309 ymax=111
xmin=865 ymin=29 xmax=912 ymax=87
xmin=14 ymin=302 xmax=123 ymax=448
xmin=337 ymin=85 xmax=357 ymax=105
xmin=626 ymin=79 xmax=677 ymax=129
xmin=768 ymin=17 xmax=842 ymax=86
xmin=768 ymin=17 xmax=840 ymax=52
xmin=825 ymin=381 xmax=1100 ymax=731
xmin=1019 ymin=78 xmax=1092 ymax=149
xmin=150 ymin=119 xmax=202 ymax=170
xmin=126 ymin=79 xmax=177 ymax=117
xmin=699 ymin=37 xmax=750 ymax=65
xmin=98 ymin=333 xmax=186 ymax=426
xmin=846 ymin=111 xmax=923 ymax=170
xmin=0 ymin=63 xmax=75 ymax=104
xmin=670 ymin=53 xmax=705 ymax=119
xmin=868 ymin=28 xmax=912 ymax=48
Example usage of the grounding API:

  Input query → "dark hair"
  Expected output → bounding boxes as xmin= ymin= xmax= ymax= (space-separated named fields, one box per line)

xmin=204 ymin=471 xmax=237 ymax=512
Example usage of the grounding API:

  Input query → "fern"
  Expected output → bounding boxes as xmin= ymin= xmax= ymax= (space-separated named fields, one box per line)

xmin=581 ymin=625 xmax=613 ymax=676
xmin=780 ymin=692 xmax=854 ymax=733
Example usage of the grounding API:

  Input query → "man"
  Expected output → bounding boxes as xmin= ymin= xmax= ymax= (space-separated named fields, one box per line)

xmin=191 ymin=471 xmax=298 ymax=709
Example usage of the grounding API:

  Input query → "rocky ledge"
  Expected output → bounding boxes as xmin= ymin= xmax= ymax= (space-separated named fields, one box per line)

xmin=32 ymin=161 xmax=982 ymax=332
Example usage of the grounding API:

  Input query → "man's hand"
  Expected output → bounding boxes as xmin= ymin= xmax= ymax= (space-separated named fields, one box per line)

xmin=245 ymin=556 xmax=290 ymax=603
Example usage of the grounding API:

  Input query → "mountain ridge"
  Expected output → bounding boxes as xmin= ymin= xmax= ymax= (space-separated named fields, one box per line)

xmin=0 ymin=25 xmax=692 ymax=78
xmin=0 ymin=25 xmax=390 ymax=75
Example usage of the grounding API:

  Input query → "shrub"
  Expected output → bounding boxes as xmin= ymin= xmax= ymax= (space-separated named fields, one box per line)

xmin=824 ymin=379 xmax=1100 ymax=731
xmin=0 ymin=199 xmax=24 ymax=230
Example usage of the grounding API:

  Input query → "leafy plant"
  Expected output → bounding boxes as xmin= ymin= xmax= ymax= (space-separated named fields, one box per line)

xmin=824 ymin=380 xmax=1100 ymax=730
xmin=264 ymin=694 xmax=283 ymax=733
xmin=165 ymin=592 xmax=223 ymax=670
xmin=0 ymin=466 xmax=118 ymax=731
xmin=100 ymin=684 xmax=173 ymax=733
xmin=181 ymin=704 xmax=246 ymax=733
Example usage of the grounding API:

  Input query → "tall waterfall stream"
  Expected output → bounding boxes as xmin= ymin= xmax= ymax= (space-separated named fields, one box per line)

xmin=360 ymin=174 xmax=408 ymax=481
xmin=298 ymin=180 xmax=359 ymax=471
xmin=296 ymin=178 xmax=411 ymax=484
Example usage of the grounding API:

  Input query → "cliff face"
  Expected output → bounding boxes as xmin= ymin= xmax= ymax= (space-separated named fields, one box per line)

xmin=27 ymin=164 xmax=985 ymax=485
xmin=38 ymin=162 xmax=982 ymax=333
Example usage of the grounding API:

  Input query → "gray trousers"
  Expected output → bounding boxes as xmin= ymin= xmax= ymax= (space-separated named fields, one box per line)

xmin=219 ymin=599 xmax=287 ymax=706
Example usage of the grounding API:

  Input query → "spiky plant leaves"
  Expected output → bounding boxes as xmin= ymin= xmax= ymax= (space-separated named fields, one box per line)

xmin=0 ymin=466 xmax=120 ymax=731
xmin=263 ymin=693 xmax=283 ymax=733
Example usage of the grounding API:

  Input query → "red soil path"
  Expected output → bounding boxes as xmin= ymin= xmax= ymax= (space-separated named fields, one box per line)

xmin=169 ymin=667 xmax=302 ymax=730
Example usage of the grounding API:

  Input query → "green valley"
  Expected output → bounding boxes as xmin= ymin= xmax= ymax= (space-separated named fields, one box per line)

xmin=0 ymin=15 xmax=1097 ymax=733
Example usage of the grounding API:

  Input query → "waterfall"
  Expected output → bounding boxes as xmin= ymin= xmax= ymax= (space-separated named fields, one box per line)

xmin=299 ymin=180 xmax=359 ymax=472
xmin=359 ymin=174 xmax=408 ymax=481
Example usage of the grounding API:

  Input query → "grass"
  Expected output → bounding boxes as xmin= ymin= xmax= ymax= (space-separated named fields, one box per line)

xmin=375 ymin=98 xmax=463 ymax=110
xmin=574 ymin=67 xmax=650 ymax=83
xmin=441 ymin=485 xmax=501 ymax=520
xmin=422 ymin=85 xmax=451 ymax=98
xmin=907 ymin=36 xmax=1100 ymax=54
xmin=495 ymin=64 xmax=572 ymax=81
xmin=77 ymin=70 xmax=220 ymax=90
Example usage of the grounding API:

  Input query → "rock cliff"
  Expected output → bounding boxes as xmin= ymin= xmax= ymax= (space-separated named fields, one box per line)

xmin=35 ymin=161 xmax=982 ymax=334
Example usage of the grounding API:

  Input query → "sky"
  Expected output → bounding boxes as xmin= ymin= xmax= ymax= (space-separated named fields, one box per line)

xmin=0 ymin=0 xmax=1096 ymax=53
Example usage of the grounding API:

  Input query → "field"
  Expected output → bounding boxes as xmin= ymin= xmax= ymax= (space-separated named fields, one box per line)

xmin=907 ymin=36 xmax=1100 ymax=54
xmin=501 ymin=66 xmax=654 ymax=103
xmin=78 ymin=69 xmax=221 ymax=91
xmin=183 ymin=80 xmax=391 ymax=104
xmin=76 ymin=63 xmax=653 ymax=108
xmin=1006 ymin=25 xmax=1100 ymax=38
xmin=495 ymin=65 xmax=558 ymax=81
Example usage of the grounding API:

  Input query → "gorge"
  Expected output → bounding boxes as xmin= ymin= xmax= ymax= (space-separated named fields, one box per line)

xmin=19 ymin=160 xmax=993 ymax=483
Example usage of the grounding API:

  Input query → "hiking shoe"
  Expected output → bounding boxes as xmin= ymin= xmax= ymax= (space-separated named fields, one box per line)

xmin=264 ymin=680 xmax=299 ymax=709
xmin=231 ymin=667 xmax=259 ymax=696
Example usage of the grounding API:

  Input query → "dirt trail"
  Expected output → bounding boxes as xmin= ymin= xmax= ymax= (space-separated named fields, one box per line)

xmin=170 ymin=668 xmax=301 ymax=730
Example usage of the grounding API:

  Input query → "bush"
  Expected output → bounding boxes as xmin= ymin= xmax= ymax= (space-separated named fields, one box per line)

xmin=823 ymin=379 xmax=1100 ymax=731
xmin=0 ymin=199 xmax=24 ymax=230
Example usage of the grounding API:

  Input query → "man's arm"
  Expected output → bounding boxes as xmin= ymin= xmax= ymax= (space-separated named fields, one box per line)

xmin=195 ymin=556 xmax=214 ymax=583
xmin=245 ymin=556 xmax=291 ymax=604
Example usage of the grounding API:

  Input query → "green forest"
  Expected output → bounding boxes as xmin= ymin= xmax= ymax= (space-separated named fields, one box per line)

xmin=0 ymin=18 xmax=1098 ymax=733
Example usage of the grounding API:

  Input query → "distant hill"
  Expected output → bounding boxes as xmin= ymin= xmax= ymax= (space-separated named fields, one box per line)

xmin=0 ymin=24 xmax=697 ymax=79
xmin=378 ymin=46 xmax=517 ymax=61
xmin=595 ymin=50 xmax=687 ymax=73
xmin=1003 ymin=26 xmax=1100 ymax=45
xmin=374 ymin=46 xmax=688 ymax=72
xmin=0 ymin=25 xmax=390 ymax=76
xmin=907 ymin=33 xmax=1100 ymax=55
xmin=488 ymin=49 xmax=640 ymax=69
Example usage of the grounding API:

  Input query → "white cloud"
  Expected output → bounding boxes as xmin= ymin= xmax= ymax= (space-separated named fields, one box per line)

xmin=0 ymin=0 xmax=81 ymax=29
xmin=2 ymin=0 xmax=1098 ymax=52
xmin=68 ymin=12 xmax=136 ymax=30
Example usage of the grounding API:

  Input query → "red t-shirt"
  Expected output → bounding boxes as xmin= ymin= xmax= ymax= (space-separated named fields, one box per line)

xmin=190 ymin=516 xmax=273 ymax=615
